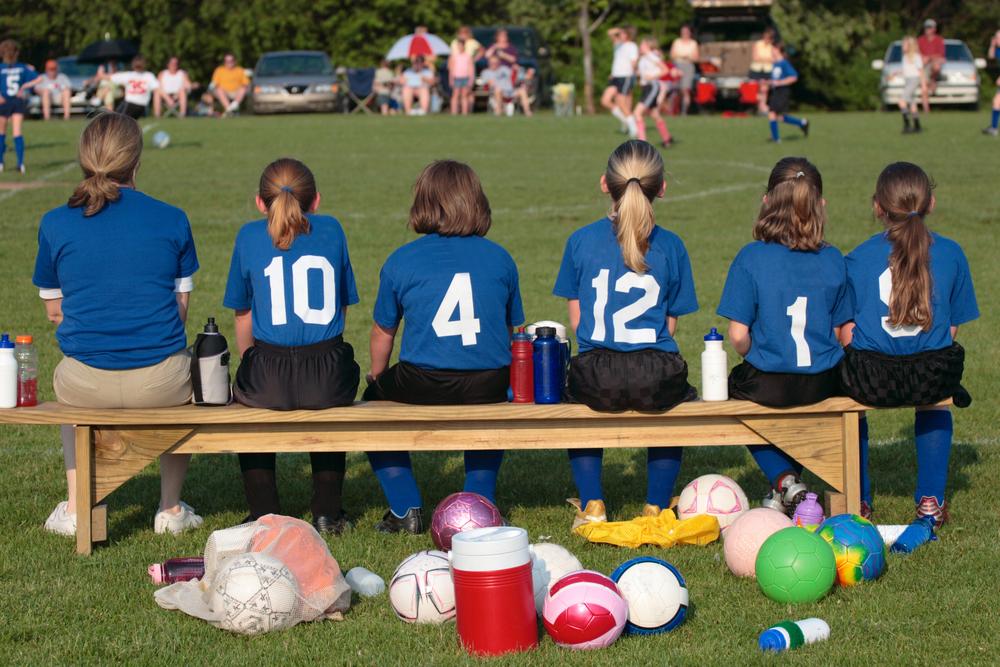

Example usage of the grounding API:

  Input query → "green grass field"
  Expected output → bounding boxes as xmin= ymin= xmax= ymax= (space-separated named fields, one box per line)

xmin=1 ymin=111 xmax=998 ymax=665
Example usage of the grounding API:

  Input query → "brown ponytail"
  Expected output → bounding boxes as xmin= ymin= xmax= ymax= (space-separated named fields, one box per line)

xmin=873 ymin=162 xmax=934 ymax=330
xmin=258 ymin=158 xmax=317 ymax=250
xmin=754 ymin=157 xmax=825 ymax=251
xmin=605 ymin=140 xmax=663 ymax=273
xmin=68 ymin=112 xmax=143 ymax=217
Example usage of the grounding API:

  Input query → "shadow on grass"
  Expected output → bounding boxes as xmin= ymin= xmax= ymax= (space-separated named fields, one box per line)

xmin=868 ymin=437 xmax=978 ymax=500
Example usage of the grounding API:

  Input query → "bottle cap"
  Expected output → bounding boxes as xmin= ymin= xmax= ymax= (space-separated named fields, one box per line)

xmin=758 ymin=628 xmax=787 ymax=652
xmin=15 ymin=335 xmax=32 ymax=345
xmin=204 ymin=317 xmax=219 ymax=333
xmin=148 ymin=563 xmax=164 ymax=584
xmin=0 ymin=334 xmax=13 ymax=349
xmin=535 ymin=326 xmax=557 ymax=338
xmin=704 ymin=327 xmax=723 ymax=341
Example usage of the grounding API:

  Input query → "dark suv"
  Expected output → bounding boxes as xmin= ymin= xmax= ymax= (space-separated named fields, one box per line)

xmin=470 ymin=26 xmax=553 ymax=108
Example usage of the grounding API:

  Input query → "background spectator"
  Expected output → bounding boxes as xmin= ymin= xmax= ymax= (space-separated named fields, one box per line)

xmin=88 ymin=61 xmax=121 ymax=111
xmin=750 ymin=27 xmax=776 ymax=114
xmin=481 ymin=55 xmax=531 ymax=116
xmin=35 ymin=59 xmax=72 ymax=120
xmin=108 ymin=55 xmax=159 ymax=119
xmin=401 ymin=55 xmax=435 ymax=115
xmin=917 ymin=19 xmax=945 ymax=112
xmin=485 ymin=29 xmax=518 ymax=66
xmin=451 ymin=26 xmax=483 ymax=61
xmin=211 ymin=53 xmax=249 ymax=116
xmin=669 ymin=24 xmax=699 ymax=115
xmin=374 ymin=59 xmax=396 ymax=115
xmin=155 ymin=56 xmax=192 ymax=118
xmin=449 ymin=37 xmax=474 ymax=115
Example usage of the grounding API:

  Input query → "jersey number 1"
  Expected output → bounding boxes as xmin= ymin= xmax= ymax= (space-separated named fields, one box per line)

xmin=786 ymin=296 xmax=811 ymax=367
xmin=263 ymin=255 xmax=337 ymax=326
xmin=432 ymin=273 xmax=481 ymax=346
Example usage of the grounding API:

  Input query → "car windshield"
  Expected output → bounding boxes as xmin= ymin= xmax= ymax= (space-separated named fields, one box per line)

xmin=471 ymin=28 xmax=537 ymax=57
xmin=58 ymin=58 xmax=98 ymax=78
xmin=257 ymin=54 xmax=332 ymax=77
xmin=886 ymin=42 xmax=973 ymax=63
xmin=696 ymin=17 xmax=772 ymax=43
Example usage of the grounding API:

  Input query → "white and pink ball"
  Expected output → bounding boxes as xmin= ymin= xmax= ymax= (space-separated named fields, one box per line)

xmin=542 ymin=570 xmax=628 ymax=650
xmin=430 ymin=492 xmax=504 ymax=551
xmin=723 ymin=507 xmax=794 ymax=577
xmin=677 ymin=473 xmax=749 ymax=531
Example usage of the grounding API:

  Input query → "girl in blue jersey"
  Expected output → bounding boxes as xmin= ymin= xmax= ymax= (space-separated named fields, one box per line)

xmin=554 ymin=140 xmax=698 ymax=530
xmin=718 ymin=157 xmax=851 ymax=516
xmin=364 ymin=160 xmax=524 ymax=534
xmin=0 ymin=40 xmax=42 ymax=173
xmin=224 ymin=158 xmax=361 ymax=533
xmin=840 ymin=162 xmax=977 ymax=552
xmin=766 ymin=42 xmax=808 ymax=143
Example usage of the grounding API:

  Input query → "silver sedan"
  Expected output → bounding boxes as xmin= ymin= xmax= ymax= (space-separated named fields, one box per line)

xmin=251 ymin=51 xmax=339 ymax=114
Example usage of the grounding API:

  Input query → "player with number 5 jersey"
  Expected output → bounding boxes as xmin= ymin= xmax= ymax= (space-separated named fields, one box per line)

xmin=224 ymin=158 xmax=361 ymax=534
xmin=365 ymin=160 xmax=524 ymax=535
xmin=554 ymin=140 xmax=698 ymax=532
xmin=718 ymin=157 xmax=851 ymax=518
xmin=840 ymin=162 xmax=977 ymax=550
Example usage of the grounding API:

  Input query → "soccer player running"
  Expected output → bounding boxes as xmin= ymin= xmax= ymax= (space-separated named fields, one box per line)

xmin=0 ymin=39 xmax=42 ymax=173
xmin=633 ymin=38 xmax=674 ymax=148
xmin=766 ymin=42 xmax=808 ymax=143
xmin=983 ymin=75 xmax=1000 ymax=136
xmin=602 ymin=27 xmax=639 ymax=138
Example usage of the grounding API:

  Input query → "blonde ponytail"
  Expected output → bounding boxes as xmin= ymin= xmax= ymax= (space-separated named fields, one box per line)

xmin=605 ymin=140 xmax=664 ymax=274
xmin=258 ymin=158 xmax=317 ymax=250
xmin=68 ymin=112 xmax=142 ymax=217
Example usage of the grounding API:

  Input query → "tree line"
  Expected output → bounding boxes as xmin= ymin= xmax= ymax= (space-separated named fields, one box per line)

xmin=2 ymin=0 xmax=997 ymax=111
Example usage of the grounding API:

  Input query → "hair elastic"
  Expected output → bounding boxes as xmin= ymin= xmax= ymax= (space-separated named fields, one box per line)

xmin=626 ymin=177 xmax=642 ymax=186
xmin=280 ymin=185 xmax=293 ymax=193
xmin=794 ymin=171 xmax=805 ymax=178
xmin=907 ymin=210 xmax=922 ymax=219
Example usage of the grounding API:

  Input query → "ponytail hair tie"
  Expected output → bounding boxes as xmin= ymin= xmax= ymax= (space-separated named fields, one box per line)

xmin=626 ymin=177 xmax=642 ymax=186
xmin=280 ymin=185 xmax=293 ymax=193
xmin=794 ymin=171 xmax=805 ymax=178
xmin=907 ymin=210 xmax=921 ymax=219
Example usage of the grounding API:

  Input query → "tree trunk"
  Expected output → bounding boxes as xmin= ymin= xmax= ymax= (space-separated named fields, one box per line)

xmin=579 ymin=0 xmax=595 ymax=114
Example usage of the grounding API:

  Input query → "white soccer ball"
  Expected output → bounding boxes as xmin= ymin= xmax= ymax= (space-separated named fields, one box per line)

xmin=610 ymin=557 xmax=689 ymax=635
xmin=210 ymin=553 xmax=300 ymax=635
xmin=677 ymin=473 xmax=749 ymax=531
xmin=388 ymin=550 xmax=456 ymax=624
xmin=152 ymin=130 xmax=171 ymax=149
xmin=530 ymin=542 xmax=583 ymax=614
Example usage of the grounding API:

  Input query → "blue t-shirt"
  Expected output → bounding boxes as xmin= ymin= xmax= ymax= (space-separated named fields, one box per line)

xmin=373 ymin=234 xmax=524 ymax=370
xmin=32 ymin=189 xmax=199 ymax=370
xmin=0 ymin=63 xmax=38 ymax=97
xmin=718 ymin=242 xmax=852 ymax=374
xmin=553 ymin=218 xmax=698 ymax=354
xmin=845 ymin=232 xmax=978 ymax=355
xmin=771 ymin=59 xmax=797 ymax=83
xmin=223 ymin=214 xmax=358 ymax=347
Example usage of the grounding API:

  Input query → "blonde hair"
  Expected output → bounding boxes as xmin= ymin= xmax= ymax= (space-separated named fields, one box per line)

xmin=605 ymin=140 xmax=664 ymax=273
xmin=754 ymin=157 xmax=826 ymax=252
xmin=902 ymin=36 xmax=918 ymax=61
xmin=67 ymin=112 xmax=143 ymax=217
xmin=258 ymin=158 xmax=316 ymax=250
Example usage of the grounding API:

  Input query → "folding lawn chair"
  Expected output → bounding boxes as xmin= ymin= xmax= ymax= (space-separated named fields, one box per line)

xmin=346 ymin=67 xmax=375 ymax=114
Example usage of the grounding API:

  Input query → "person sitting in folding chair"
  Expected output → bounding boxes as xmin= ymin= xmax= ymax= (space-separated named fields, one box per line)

xmin=346 ymin=67 xmax=376 ymax=113
xmin=481 ymin=55 xmax=532 ymax=117
xmin=374 ymin=60 xmax=397 ymax=115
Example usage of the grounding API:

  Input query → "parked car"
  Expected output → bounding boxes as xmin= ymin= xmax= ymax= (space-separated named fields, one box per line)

xmin=470 ymin=26 xmax=553 ymax=109
xmin=691 ymin=0 xmax=779 ymax=105
xmin=251 ymin=51 xmax=338 ymax=114
xmin=873 ymin=39 xmax=986 ymax=109
xmin=27 ymin=56 xmax=99 ymax=117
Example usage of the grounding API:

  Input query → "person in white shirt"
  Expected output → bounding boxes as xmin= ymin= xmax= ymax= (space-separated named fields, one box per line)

xmin=35 ymin=59 xmax=72 ymax=120
xmin=106 ymin=55 xmax=159 ymax=119
xmin=602 ymin=26 xmax=639 ymax=137
xmin=899 ymin=36 xmax=926 ymax=134
xmin=154 ymin=56 xmax=192 ymax=118
xmin=634 ymin=38 xmax=674 ymax=147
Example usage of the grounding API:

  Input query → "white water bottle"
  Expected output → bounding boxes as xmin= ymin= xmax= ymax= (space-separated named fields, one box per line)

xmin=701 ymin=327 xmax=728 ymax=401
xmin=345 ymin=567 xmax=386 ymax=597
xmin=0 ymin=333 xmax=17 ymax=409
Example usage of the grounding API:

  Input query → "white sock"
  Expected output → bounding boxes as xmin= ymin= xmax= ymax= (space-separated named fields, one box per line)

xmin=611 ymin=106 xmax=627 ymax=123
xmin=626 ymin=116 xmax=638 ymax=138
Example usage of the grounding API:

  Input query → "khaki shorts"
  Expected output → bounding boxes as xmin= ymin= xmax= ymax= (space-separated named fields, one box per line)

xmin=54 ymin=351 xmax=192 ymax=409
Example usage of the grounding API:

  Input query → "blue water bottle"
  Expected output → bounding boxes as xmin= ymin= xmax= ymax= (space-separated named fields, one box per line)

xmin=533 ymin=326 xmax=563 ymax=404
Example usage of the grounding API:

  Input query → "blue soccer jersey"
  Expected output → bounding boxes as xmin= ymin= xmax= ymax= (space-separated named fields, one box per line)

xmin=718 ymin=242 xmax=852 ymax=373
xmin=373 ymin=234 xmax=524 ymax=370
xmin=224 ymin=214 xmax=359 ymax=347
xmin=553 ymin=218 xmax=698 ymax=354
xmin=771 ymin=59 xmax=798 ymax=83
xmin=845 ymin=232 xmax=978 ymax=355
xmin=32 ymin=189 xmax=199 ymax=370
xmin=0 ymin=63 xmax=38 ymax=98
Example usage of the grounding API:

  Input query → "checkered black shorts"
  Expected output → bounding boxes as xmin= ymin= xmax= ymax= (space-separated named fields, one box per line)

xmin=839 ymin=343 xmax=970 ymax=408
xmin=568 ymin=348 xmax=696 ymax=413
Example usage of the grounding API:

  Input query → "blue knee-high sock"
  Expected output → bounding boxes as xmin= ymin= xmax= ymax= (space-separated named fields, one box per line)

xmin=768 ymin=120 xmax=779 ymax=140
xmin=14 ymin=136 xmax=24 ymax=167
xmin=646 ymin=447 xmax=682 ymax=508
xmin=914 ymin=410 xmax=952 ymax=506
xmin=0 ymin=134 xmax=6 ymax=162
xmin=748 ymin=444 xmax=800 ymax=487
xmin=783 ymin=114 xmax=804 ymax=127
xmin=464 ymin=450 xmax=504 ymax=504
xmin=568 ymin=449 xmax=603 ymax=507
xmin=992 ymin=108 xmax=1000 ymax=129
xmin=859 ymin=415 xmax=871 ymax=505
xmin=366 ymin=451 xmax=422 ymax=517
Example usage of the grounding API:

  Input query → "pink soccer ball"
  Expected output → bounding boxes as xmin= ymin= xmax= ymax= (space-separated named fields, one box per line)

xmin=723 ymin=507 xmax=794 ymax=578
xmin=677 ymin=473 xmax=749 ymax=531
xmin=430 ymin=492 xmax=503 ymax=551
xmin=542 ymin=570 xmax=628 ymax=650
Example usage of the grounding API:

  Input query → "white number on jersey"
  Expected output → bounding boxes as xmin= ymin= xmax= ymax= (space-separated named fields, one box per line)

xmin=786 ymin=296 xmax=812 ymax=367
xmin=879 ymin=268 xmax=922 ymax=338
xmin=432 ymin=273 xmax=481 ymax=346
xmin=590 ymin=269 xmax=661 ymax=344
xmin=5 ymin=70 xmax=20 ymax=97
xmin=262 ymin=255 xmax=337 ymax=327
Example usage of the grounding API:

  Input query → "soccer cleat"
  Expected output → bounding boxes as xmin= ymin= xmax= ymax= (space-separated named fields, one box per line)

xmin=313 ymin=510 xmax=351 ymax=536
xmin=567 ymin=497 xmax=607 ymax=531
xmin=801 ymin=119 xmax=809 ymax=137
xmin=916 ymin=495 xmax=948 ymax=527
xmin=859 ymin=500 xmax=874 ymax=521
xmin=762 ymin=473 xmax=809 ymax=517
xmin=18 ymin=164 xmax=25 ymax=174
xmin=983 ymin=127 xmax=998 ymax=137
xmin=154 ymin=501 xmax=204 ymax=535
xmin=44 ymin=501 xmax=77 ymax=536
xmin=0 ymin=163 xmax=4 ymax=173
xmin=912 ymin=117 xmax=922 ymax=133
xmin=375 ymin=507 xmax=424 ymax=534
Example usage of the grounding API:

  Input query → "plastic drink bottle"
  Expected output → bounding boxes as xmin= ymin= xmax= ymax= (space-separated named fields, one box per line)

xmin=526 ymin=321 xmax=571 ymax=376
xmin=876 ymin=524 xmax=907 ymax=547
xmin=510 ymin=327 xmax=534 ymax=403
xmin=889 ymin=516 xmax=936 ymax=554
xmin=15 ymin=335 xmax=38 ymax=407
xmin=345 ymin=567 xmax=386 ymax=597
xmin=148 ymin=557 xmax=205 ymax=585
xmin=792 ymin=492 xmax=825 ymax=530
xmin=701 ymin=327 xmax=728 ymax=401
xmin=758 ymin=618 xmax=830 ymax=652
xmin=0 ymin=334 xmax=16 ymax=409
xmin=451 ymin=527 xmax=537 ymax=656
xmin=532 ymin=327 xmax=562 ymax=404
xmin=191 ymin=317 xmax=231 ymax=406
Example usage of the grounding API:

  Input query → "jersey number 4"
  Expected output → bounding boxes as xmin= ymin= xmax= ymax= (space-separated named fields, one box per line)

xmin=432 ymin=273 xmax=481 ymax=346
xmin=263 ymin=255 xmax=337 ymax=326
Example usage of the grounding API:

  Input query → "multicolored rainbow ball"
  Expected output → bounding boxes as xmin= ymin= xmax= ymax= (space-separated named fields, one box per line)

xmin=816 ymin=513 xmax=887 ymax=586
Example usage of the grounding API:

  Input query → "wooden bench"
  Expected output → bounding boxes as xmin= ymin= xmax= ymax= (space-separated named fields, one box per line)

xmin=0 ymin=398 xmax=868 ymax=554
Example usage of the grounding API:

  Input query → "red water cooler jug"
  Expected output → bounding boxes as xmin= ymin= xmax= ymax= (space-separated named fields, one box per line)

xmin=450 ymin=527 xmax=537 ymax=656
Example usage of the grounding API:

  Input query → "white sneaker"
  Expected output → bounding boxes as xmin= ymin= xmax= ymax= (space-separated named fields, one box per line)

xmin=626 ymin=116 xmax=638 ymax=139
xmin=154 ymin=501 xmax=204 ymax=535
xmin=44 ymin=501 xmax=76 ymax=537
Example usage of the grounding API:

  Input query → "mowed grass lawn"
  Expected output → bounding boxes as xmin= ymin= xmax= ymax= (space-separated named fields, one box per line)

xmin=0 ymin=111 xmax=998 ymax=666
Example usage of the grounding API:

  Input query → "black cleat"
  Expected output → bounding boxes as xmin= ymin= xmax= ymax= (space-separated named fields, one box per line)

xmin=313 ymin=511 xmax=351 ymax=535
xmin=375 ymin=507 xmax=424 ymax=534
xmin=801 ymin=119 xmax=809 ymax=137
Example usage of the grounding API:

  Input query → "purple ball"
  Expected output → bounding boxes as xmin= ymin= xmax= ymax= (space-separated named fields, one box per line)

xmin=430 ymin=492 xmax=503 ymax=551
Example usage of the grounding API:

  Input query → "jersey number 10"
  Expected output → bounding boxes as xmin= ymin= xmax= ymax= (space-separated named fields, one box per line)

xmin=263 ymin=255 xmax=337 ymax=326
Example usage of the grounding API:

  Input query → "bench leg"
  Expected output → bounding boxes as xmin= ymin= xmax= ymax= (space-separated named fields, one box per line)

xmin=75 ymin=425 xmax=94 ymax=555
xmin=842 ymin=411 xmax=861 ymax=516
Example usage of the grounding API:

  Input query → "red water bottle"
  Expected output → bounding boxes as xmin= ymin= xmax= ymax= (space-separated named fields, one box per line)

xmin=148 ymin=557 xmax=205 ymax=585
xmin=511 ymin=327 xmax=534 ymax=403
xmin=451 ymin=527 xmax=537 ymax=656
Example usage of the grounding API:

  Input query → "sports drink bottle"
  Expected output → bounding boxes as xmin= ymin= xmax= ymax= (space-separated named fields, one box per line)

xmin=191 ymin=317 xmax=231 ymax=406
xmin=532 ymin=327 xmax=562 ymax=404
xmin=701 ymin=328 xmax=728 ymax=401
xmin=792 ymin=492 xmax=824 ymax=530
xmin=0 ymin=334 xmax=16 ymax=409
xmin=15 ymin=335 xmax=38 ymax=407
xmin=758 ymin=618 xmax=830 ymax=652
xmin=148 ymin=557 xmax=205 ymax=585
xmin=510 ymin=327 xmax=534 ymax=403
